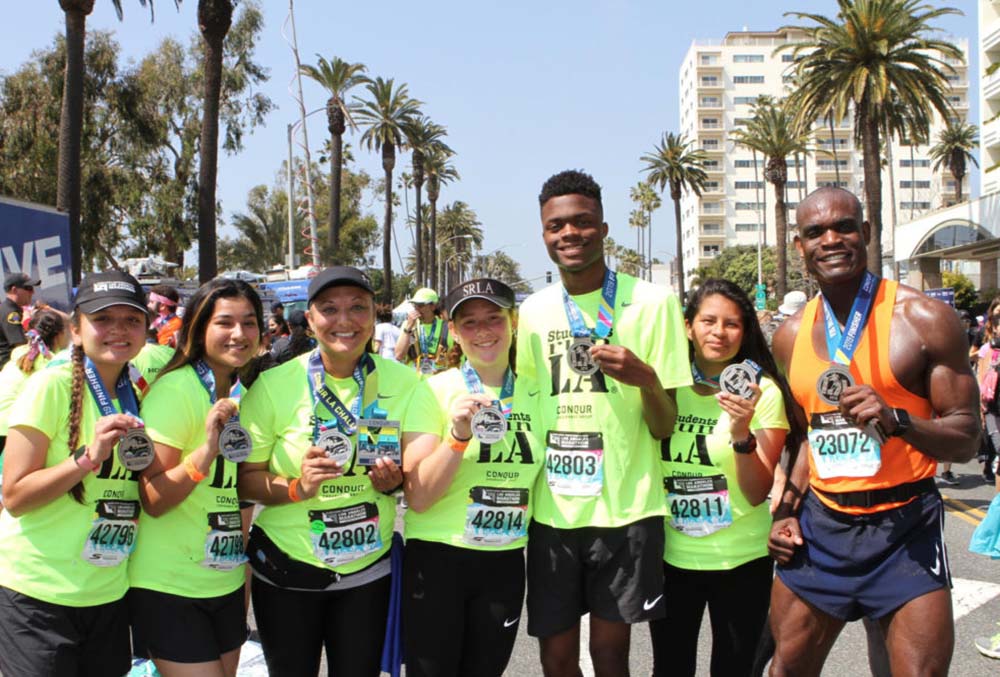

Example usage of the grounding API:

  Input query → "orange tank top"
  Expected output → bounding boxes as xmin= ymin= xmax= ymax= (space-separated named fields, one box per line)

xmin=788 ymin=279 xmax=935 ymax=514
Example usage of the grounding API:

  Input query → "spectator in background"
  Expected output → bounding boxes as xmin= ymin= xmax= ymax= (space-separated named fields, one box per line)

xmin=268 ymin=316 xmax=289 ymax=341
xmin=0 ymin=273 xmax=39 ymax=369
xmin=374 ymin=305 xmax=402 ymax=362
xmin=148 ymin=284 xmax=182 ymax=348
xmin=271 ymin=310 xmax=314 ymax=365
xmin=776 ymin=290 xmax=807 ymax=321
xmin=270 ymin=301 xmax=285 ymax=325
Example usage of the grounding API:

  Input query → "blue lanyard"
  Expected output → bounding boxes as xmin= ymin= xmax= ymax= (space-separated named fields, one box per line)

xmin=83 ymin=358 xmax=140 ymax=418
xmin=820 ymin=271 xmax=879 ymax=366
xmin=561 ymin=268 xmax=617 ymax=339
xmin=460 ymin=359 xmax=515 ymax=417
xmin=691 ymin=362 xmax=720 ymax=389
xmin=418 ymin=319 xmax=442 ymax=356
xmin=193 ymin=360 xmax=243 ymax=421
xmin=307 ymin=350 xmax=373 ymax=437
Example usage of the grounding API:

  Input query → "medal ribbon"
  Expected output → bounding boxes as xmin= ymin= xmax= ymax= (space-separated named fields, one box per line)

xmin=193 ymin=360 xmax=244 ymax=423
xmin=307 ymin=349 xmax=374 ymax=440
xmin=691 ymin=362 xmax=720 ymax=389
xmin=561 ymin=268 xmax=617 ymax=340
xmin=820 ymin=271 xmax=878 ymax=366
xmin=461 ymin=359 xmax=515 ymax=417
xmin=417 ymin=319 xmax=442 ymax=357
xmin=84 ymin=358 xmax=141 ymax=419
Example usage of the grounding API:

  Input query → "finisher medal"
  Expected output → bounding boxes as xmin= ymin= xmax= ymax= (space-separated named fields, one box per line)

xmin=568 ymin=337 xmax=599 ymax=376
xmin=719 ymin=362 xmax=757 ymax=399
xmin=471 ymin=406 xmax=508 ymax=445
xmin=817 ymin=365 xmax=855 ymax=406
xmin=218 ymin=420 xmax=252 ymax=463
xmin=316 ymin=428 xmax=354 ymax=466
xmin=118 ymin=428 xmax=155 ymax=471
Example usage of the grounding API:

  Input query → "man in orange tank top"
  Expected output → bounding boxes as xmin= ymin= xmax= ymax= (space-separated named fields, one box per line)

xmin=767 ymin=187 xmax=980 ymax=676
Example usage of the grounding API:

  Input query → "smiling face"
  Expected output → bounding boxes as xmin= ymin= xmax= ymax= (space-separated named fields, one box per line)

xmin=794 ymin=190 xmax=870 ymax=286
xmin=72 ymin=305 xmax=148 ymax=368
xmin=451 ymin=298 xmax=514 ymax=371
xmin=686 ymin=293 xmax=744 ymax=372
xmin=202 ymin=296 xmax=260 ymax=373
xmin=306 ymin=284 xmax=375 ymax=363
xmin=541 ymin=193 xmax=608 ymax=274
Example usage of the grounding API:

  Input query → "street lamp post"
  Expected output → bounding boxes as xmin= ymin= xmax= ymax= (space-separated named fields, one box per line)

xmin=287 ymin=108 xmax=325 ymax=270
xmin=438 ymin=234 xmax=475 ymax=293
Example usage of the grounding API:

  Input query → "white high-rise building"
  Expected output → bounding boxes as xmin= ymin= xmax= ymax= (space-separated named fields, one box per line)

xmin=982 ymin=0 xmax=1000 ymax=196
xmin=678 ymin=29 xmax=969 ymax=286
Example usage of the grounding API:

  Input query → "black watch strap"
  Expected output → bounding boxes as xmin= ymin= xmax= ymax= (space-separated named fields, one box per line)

xmin=732 ymin=434 xmax=758 ymax=455
xmin=889 ymin=408 xmax=911 ymax=437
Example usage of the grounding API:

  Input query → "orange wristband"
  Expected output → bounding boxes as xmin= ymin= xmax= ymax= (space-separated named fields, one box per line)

xmin=288 ymin=478 xmax=303 ymax=502
xmin=183 ymin=456 xmax=206 ymax=483
xmin=447 ymin=435 xmax=470 ymax=454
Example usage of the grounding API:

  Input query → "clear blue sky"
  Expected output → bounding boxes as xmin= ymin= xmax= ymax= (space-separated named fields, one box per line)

xmin=1 ymin=1 xmax=977 ymax=287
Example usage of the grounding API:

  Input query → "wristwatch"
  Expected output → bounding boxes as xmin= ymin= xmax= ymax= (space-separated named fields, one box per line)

xmin=889 ymin=408 xmax=911 ymax=437
xmin=74 ymin=446 xmax=100 ymax=473
xmin=732 ymin=434 xmax=758 ymax=455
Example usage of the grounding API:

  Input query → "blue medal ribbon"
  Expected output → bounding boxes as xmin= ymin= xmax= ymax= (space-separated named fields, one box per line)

xmin=307 ymin=350 xmax=375 ymax=441
xmin=561 ymin=268 xmax=618 ymax=340
xmin=193 ymin=359 xmax=243 ymax=422
xmin=820 ymin=271 xmax=879 ymax=366
xmin=460 ymin=359 xmax=515 ymax=417
xmin=691 ymin=362 xmax=720 ymax=390
xmin=417 ymin=319 xmax=442 ymax=358
xmin=83 ymin=358 xmax=141 ymax=419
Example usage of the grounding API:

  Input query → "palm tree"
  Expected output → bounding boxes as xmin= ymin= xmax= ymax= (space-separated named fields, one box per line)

xmin=929 ymin=120 xmax=979 ymax=204
xmin=783 ymin=0 xmax=962 ymax=275
xmin=299 ymin=55 xmax=369 ymax=255
xmin=627 ymin=209 xmax=646 ymax=278
xmin=422 ymin=144 xmax=459 ymax=290
xmin=403 ymin=115 xmax=450 ymax=287
xmin=58 ymin=0 xmax=178 ymax=283
xmin=436 ymin=201 xmax=483 ymax=290
xmin=196 ymin=0 xmax=235 ymax=283
xmin=630 ymin=182 xmax=661 ymax=281
xmin=354 ymin=77 xmax=421 ymax=303
xmin=731 ymin=97 xmax=811 ymax=300
xmin=640 ymin=132 xmax=708 ymax=304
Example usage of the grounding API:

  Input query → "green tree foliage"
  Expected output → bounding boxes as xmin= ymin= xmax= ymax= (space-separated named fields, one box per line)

xmin=941 ymin=270 xmax=976 ymax=311
xmin=469 ymin=252 xmax=532 ymax=294
xmin=692 ymin=245 xmax=808 ymax=305
xmin=929 ymin=121 xmax=979 ymax=204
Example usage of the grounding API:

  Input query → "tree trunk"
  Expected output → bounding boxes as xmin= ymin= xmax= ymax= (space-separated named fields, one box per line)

xmin=954 ymin=161 xmax=965 ymax=203
xmin=773 ymin=179 xmax=788 ymax=301
xmin=57 ymin=0 xmax=94 ymax=285
xmin=910 ymin=144 xmax=916 ymax=220
xmin=647 ymin=208 xmax=653 ymax=282
xmin=197 ymin=0 xmax=234 ymax=284
xmin=885 ymin=136 xmax=897 ymax=275
xmin=329 ymin=131 xmax=343 ymax=255
xmin=830 ymin=114 xmax=840 ymax=183
xmin=414 ymin=181 xmax=424 ymax=286
xmin=671 ymin=184 xmax=685 ymax=304
xmin=859 ymin=101 xmax=884 ymax=276
xmin=429 ymin=197 xmax=439 ymax=291
xmin=382 ymin=145 xmax=395 ymax=305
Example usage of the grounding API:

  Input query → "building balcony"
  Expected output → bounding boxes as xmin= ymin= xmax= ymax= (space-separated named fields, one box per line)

xmin=697 ymin=100 xmax=724 ymax=111
xmin=983 ymin=117 xmax=1000 ymax=150
xmin=698 ymin=80 xmax=724 ymax=90
xmin=699 ymin=122 xmax=724 ymax=131
xmin=985 ymin=72 xmax=1000 ymax=102
xmin=814 ymin=164 xmax=850 ymax=176
xmin=699 ymin=145 xmax=724 ymax=155
xmin=984 ymin=18 xmax=1000 ymax=53
xmin=699 ymin=230 xmax=726 ymax=241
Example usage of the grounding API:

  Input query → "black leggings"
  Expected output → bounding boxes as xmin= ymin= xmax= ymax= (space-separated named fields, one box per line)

xmin=403 ymin=539 xmax=525 ymax=677
xmin=649 ymin=556 xmax=773 ymax=677
xmin=250 ymin=573 xmax=390 ymax=677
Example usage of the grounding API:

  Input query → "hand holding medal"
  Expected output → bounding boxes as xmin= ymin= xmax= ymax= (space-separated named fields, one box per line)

xmin=85 ymin=413 xmax=148 ymax=471
xmin=297 ymin=447 xmax=346 ymax=499
xmin=450 ymin=393 xmax=498 ymax=444
xmin=206 ymin=398 xmax=251 ymax=463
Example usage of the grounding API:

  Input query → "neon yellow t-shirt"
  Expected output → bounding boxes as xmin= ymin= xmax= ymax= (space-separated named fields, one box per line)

xmin=241 ymin=352 xmax=418 ymax=575
xmin=130 ymin=365 xmax=245 ymax=597
xmin=408 ymin=318 xmax=451 ymax=378
xmin=403 ymin=367 xmax=543 ymax=550
xmin=0 ymin=345 xmax=50 ymax=435
xmin=0 ymin=362 xmax=141 ymax=606
xmin=515 ymin=272 xmax=692 ymax=529
xmin=661 ymin=376 xmax=788 ymax=570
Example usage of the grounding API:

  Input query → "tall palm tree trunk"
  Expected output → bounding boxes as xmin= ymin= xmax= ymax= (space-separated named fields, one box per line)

xmin=382 ymin=144 xmax=395 ymax=305
xmin=429 ymin=198 xmax=439 ymax=290
xmin=671 ymin=184 xmax=685 ymax=303
xmin=773 ymin=177 xmax=788 ymax=301
xmin=414 ymin=179 xmax=424 ymax=285
xmin=830 ymin=114 xmax=841 ymax=183
xmin=329 ymin=129 xmax=343 ymax=254
xmin=57 ymin=0 xmax=94 ymax=285
xmin=954 ymin=162 xmax=965 ymax=203
xmin=859 ymin=104 xmax=884 ymax=275
xmin=647 ymin=208 xmax=653 ymax=282
xmin=910 ymin=144 xmax=916 ymax=220
xmin=197 ymin=0 xmax=234 ymax=284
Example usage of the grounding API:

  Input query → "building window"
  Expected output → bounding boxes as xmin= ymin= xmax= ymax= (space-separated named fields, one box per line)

xmin=734 ymin=96 xmax=757 ymax=105
xmin=701 ymin=118 xmax=721 ymax=128
xmin=900 ymin=159 xmax=930 ymax=168
xmin=735 ymin=180 xmax=765 ymax=190
xmin=736 ymin=202 xmax=766 ymax=211
xmin=781 ymin=54 xmax=795 ymax=62
xmin=704 ymin=181 xmax=721 ymax=191
xmin=700 ymin=76 xmax=720 ymax=87
xmin=733 ymin=118 xmax=752 ymax=127
xmin=702 ymin=202 xmax=723 ymax=214
xmin=735 ymin=223 xmax=761 ymax=232
xmin=734 ymin=75 xmax=765 ymax=84
xmin=734 ymin=159 xmax=764 ymax=168
xmin=816 ymin=159 xmax=849 ymax=169
xmin=817 ymin=181 xmax=849 ymax=188
xmin=900 ymin=201 xmax=931 ymax=210
xmin=733 ymin=54 xmax=765 ymax=63
xmin=703 ymin=160 xmax=720 ymax=169
xmin=702 ymin=223 xmax=723 ymax=233
xmin=702 ymin=139 xmax=720 ymax=150
xmin=702 ymin=244 xmax=721 ymax=258
xmin=900 ymin=180 xmax=931 ymax=189
xmin=700 ymin=96 xmax=721 ymax=107
xmin=700 ymin=54 xmax=719 ymax=66
xmin=816 ymin=137 xmax=849 ymax=148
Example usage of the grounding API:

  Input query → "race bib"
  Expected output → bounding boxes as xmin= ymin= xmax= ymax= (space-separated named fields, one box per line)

xmin=309 ymin=502 xmax=382 ymax=567
xmin=665 ymin=475 xmax=733 ymax=537
xmin=463 ymin=487 xmax=528 ymax=547
xmin=545 ymin=431 xmax=604 ymax=497
xmin=808 ymin=412 xmax=882 ymax=479
xmin=82 ymin=500 xmax=139 ymax=567
xmin=202 ymin=511 xmax=247 ymax=571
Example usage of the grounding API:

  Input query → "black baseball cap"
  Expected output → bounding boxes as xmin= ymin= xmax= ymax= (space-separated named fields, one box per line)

xmin=270 ymin=300 xmax=285 ymax=312
xmin=287 ymin=309 xmax=308 ymax=329
xmin=4 ymin=272 xmax=41 ymax=291
xmin=445 ymin=278 xmax=516 ymax=317
xmin=74 ymin=271 xmax=148 ymax=314
xmin=307 ymin=266 xmax=375 ymax=303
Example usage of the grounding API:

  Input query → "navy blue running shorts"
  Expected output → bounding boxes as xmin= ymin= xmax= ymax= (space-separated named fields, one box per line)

xmin=776 ymin=488 xmax=950 ymax=621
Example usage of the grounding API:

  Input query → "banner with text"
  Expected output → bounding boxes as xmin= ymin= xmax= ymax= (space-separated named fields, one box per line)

xmin=0 ymin=197 xmax=71 ymax=309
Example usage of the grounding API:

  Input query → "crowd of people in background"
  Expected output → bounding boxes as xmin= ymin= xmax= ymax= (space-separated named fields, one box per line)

xmin=0 ymin=174 xmax=995 ymax=677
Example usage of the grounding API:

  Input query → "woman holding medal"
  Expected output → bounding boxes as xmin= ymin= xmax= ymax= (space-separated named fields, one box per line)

xmin=648 ymin=278 xmax=800 ymax=677
xmin=0 ymin=271 xmax=152 ymax=677
xmin=401 ymin=278 xmax=542 ymax=677
xmin=128 ymin=278 xmax=263 ymax=676
xmin=238 ymin=266 xmax=417 ymax=677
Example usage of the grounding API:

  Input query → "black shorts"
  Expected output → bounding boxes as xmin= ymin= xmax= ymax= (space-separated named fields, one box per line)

xmin=128 ymin=586 xmax=246 ymax=663
xmin=0 ymin=586 xmax=130 ymax=677
xmin=527 ymin=516 xmax=665 ymax=638
xmin=777 ymin=489 xmax=950 ymax=621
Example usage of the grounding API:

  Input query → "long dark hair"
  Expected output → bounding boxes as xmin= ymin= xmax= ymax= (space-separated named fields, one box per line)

xmin=159 ymin=278 xmax=265 ymax=381
xmin=685 ymin=279 xmax=804 ymax=448
xmin=17 ymin=309 xmax=65 ymax=373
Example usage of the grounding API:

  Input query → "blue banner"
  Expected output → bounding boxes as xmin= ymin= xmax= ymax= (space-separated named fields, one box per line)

xmin=924 ymin=287 xmax=955 ymax=307
xmin=0 ymin=197 xmax=71 ymax=309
